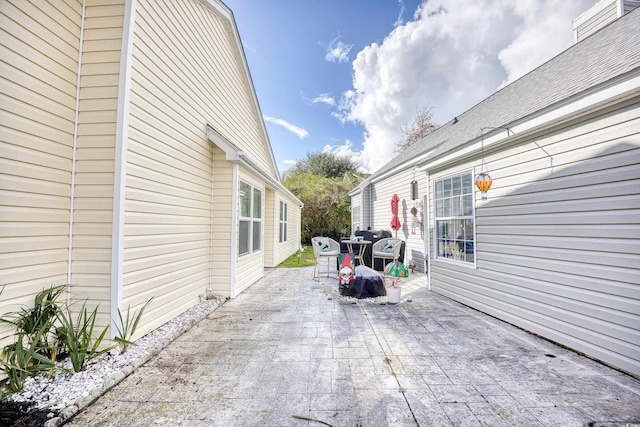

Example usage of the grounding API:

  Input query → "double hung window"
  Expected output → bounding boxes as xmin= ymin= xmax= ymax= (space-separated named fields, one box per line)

xmin=434 ymin=172 xmax=475 ymax=263
xmin=352 ymin=204 xmax=360 ymax=234
xmin=279 ymin=201 xmax=288 ymax=243
xmin=239 ymin=181 xmax=262 ymax=255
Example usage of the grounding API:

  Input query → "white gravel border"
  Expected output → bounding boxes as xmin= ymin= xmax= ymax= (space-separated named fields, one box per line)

xmin=6 ymin=294 xmax=226 ymax=426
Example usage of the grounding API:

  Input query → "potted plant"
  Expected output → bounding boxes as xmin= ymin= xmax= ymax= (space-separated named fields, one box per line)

xmin=406 ymin=259 xmax=416 ymax=273
xmin=384 ymin=261 xmax=409 ymax=304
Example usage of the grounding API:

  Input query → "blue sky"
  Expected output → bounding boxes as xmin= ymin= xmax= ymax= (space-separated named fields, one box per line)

xmin=224 ymin=0 xmax=595 ymax=174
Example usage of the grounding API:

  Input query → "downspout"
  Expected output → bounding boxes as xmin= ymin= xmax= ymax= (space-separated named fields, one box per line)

xmin=229 ymin=164 xmax=239 ymax=298
xmin=425 ymin=172 xmax=431 ymax=290
xmin=111 ymin=0 xmax=136 ymax=339
xmin=67 ymin=0 xmax=87 ymax=305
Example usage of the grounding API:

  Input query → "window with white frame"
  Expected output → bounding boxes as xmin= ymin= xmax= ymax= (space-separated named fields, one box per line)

xmin=434 ymin=172 xmax=475 ymax=263
xmin=352 ymin=204 xmax=360 ymax=234
xmin=239 ymin=181 xmax=262 ymax=255
xmin=279 ymin=200 xmax=288 ymax=243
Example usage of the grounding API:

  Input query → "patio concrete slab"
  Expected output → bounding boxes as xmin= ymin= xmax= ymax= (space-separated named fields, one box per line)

xmin=65 ymin=267 xmax=640 ymax=426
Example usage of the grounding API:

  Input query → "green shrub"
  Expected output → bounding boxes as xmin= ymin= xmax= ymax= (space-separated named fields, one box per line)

xmin=0 ymin=285 xmax=122 ymax=391
xmin=56 ymin=302 xmax=115 ymax=373
xmin=114 ymin=298 xmax=152 ymax=353
xmin=1 ymin=329 xmax=55 ymax=393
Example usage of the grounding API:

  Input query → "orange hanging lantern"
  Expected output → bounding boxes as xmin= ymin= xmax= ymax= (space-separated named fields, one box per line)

xmin=475 ymin=172 xmax=492 ymax=200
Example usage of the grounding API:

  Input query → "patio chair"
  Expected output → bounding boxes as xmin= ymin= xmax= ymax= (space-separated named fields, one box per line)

xmin=311 ymin=236 xmax=341 ymax=281
xmin=372 ymin=238 xmax=402 ymax=271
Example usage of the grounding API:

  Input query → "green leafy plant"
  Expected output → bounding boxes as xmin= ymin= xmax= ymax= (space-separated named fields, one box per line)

xmin=1 ymin=286 xmax=67 ymax=391
xmin=1 ymin=329 xmax=55 ymax=392
xmin=114 ymin=298 xmax=152 ymax=353
xmin=0 ymin=285 xmax=66 ymax=363
xmin=56 ymin=302 xmax=115 ymax=373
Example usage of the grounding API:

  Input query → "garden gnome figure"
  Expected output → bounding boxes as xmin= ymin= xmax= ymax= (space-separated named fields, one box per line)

xmin=338 ymin=253 xmax=355 ymax=286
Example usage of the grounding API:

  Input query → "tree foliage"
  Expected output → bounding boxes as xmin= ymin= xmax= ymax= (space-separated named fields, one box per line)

xmin=396 ymin=105 xmax=438 ymax=153
xmin=287 ymin=151 xmax=361 ymax=179
xmin=283 ymin=152 xmax=363 ymax=243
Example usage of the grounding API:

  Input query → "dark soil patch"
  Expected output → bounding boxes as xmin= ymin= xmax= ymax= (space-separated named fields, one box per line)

xmin=0 ymin=400 xmax=53 ymax=427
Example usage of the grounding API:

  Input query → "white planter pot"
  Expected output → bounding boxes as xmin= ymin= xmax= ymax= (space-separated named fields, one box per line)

xmin=387 ymin=286 xmax=401 ymax=304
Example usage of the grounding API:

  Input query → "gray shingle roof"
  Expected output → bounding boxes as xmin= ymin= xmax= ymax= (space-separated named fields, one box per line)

xmin=365 ymin=7 xmax=640 ymax=183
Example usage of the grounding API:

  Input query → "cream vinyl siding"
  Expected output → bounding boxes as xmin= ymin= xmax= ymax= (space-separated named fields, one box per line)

xmin=210 ymin=147 xmax=233 ymax=296
xmin=122 ymin=0 xmax=234 ymax=336
xmin=236 ymin=252 xmax=263 ymax=295
xmin=70 ymin=1 xmax=125 ymax=334
xmin=134 ymin=0 xmax=274 ymax=175
xmin=273 ymin=193 xmax=302 ymax=266
xmin=263 ymin=188 xmax=275 ymax=268
xmin=429 ymin=100 xmax=640 ymax=376
xmin=0 ymin=0 xmax=80 ymax=345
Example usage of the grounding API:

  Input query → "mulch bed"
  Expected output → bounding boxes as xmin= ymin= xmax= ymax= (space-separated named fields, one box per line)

xmin=0 ymin=400 xmax=53 ymax=427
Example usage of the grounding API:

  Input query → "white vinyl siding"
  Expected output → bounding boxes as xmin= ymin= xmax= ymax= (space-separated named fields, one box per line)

xmin=574 ymin=0 xmax=618 ymax=42
xmin=363 ymin=168 xmax=428 ymax=272
xmin=430 ymin=100 xmax=640 ymax=376
xmin=0 ymin=0 xmax=81 ymax=348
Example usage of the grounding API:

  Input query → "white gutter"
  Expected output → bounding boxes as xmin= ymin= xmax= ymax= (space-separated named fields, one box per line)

xmin=111 ymin=0 xmax=136 ymax=339
xmin=417 ymin=73 xmax=640 ymax=173
xmin=67 ymin=0 xmax=86 ymax=303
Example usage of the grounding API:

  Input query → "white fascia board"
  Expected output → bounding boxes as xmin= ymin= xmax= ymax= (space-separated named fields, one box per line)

xmin=417 ymin=73 xmax=640 ymax=173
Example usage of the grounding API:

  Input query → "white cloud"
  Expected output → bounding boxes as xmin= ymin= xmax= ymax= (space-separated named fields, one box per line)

xmin=325 ymin=36 xmax=353 ymax=63
xmin=394 ymin=0 xmax=407 ymax=28
xmin=334 ymin=0 xmax=593 ymax=173
xmin=263 ymin=115 xmax=309 ymax=139
xmin=311 ymin=93 xmax=336 ymax=106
